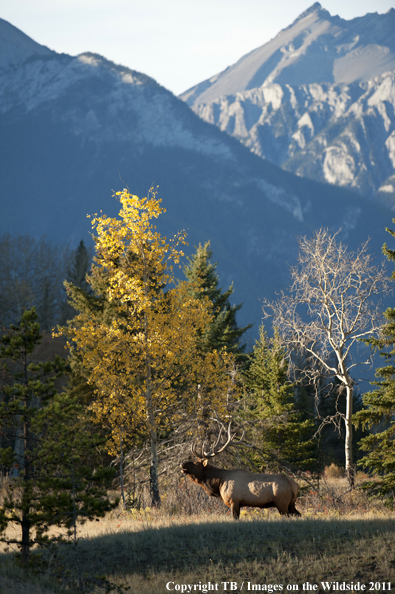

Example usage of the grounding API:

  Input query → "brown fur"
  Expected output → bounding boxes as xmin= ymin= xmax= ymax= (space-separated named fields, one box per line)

xmin=181 ymin=459 xmax=301 ymax=519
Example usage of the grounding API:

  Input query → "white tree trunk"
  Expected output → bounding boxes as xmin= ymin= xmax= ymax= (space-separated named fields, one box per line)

xmin=344 ymin=383 xmax=354 ymax=487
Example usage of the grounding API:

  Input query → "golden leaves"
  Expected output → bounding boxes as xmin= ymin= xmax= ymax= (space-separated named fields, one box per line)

xmin=61 ymin=189 xmax=236 ymax=453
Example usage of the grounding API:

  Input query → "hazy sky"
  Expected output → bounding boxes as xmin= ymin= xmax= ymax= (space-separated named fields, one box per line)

xmin=3 ymin=0 xmax=395 ymax=95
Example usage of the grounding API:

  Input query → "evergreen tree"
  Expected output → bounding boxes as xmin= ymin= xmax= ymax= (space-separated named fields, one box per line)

xmin=184 ymin=241 xmax=251 ymax=359
xmin=59 ymin=239 xmax=96 ymax=408
xmin=67 ymin=240 xmax=91 ymax=291
xmin=60 ymin=239 xmax=92 ymax=324
xmin=243 ymin=325 xmax=315 ymax=471
xmin=0 ymin=308 xmax=116 ymax=564
xmin=354 ymin=224 xmax=395 ymax=500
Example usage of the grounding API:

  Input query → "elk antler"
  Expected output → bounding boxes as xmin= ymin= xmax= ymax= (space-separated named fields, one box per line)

xmin=191 ymin=420 xmax=245 ymax=460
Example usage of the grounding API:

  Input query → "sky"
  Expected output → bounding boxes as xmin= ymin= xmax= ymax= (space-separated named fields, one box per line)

xmin=2 ymin=0 xmax=395 ymax=95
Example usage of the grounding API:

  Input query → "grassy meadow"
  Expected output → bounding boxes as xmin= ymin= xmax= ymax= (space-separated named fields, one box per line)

xmin=0 ymin=470 xmax=395 ymax=594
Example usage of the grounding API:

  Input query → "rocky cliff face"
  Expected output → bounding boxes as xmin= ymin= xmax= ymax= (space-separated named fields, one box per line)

xmin=180 ymin=3 xmax=395 ymax=207
xmin=191 ymin=73 xmax=395 ymax=206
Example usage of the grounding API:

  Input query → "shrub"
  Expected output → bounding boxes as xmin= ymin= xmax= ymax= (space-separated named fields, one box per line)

xmin=325 ymin=463 xmax=345 ymax=479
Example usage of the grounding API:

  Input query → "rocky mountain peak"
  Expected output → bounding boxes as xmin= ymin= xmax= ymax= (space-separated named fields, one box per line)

xmin=290 ymin=2 xmax=332 ymax=24
xmin=180 ymin=5 xmax=395 ymax=209
xmin=180 ymin=4 xmax=395 ymax=106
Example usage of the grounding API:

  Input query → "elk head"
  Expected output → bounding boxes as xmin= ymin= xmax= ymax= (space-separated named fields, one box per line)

xmin=181 ymin=420 xmax=244 ymax=476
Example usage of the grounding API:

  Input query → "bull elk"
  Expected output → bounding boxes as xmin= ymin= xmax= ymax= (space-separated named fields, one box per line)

xmin=181 ymin=422 xmax=301 ymax=519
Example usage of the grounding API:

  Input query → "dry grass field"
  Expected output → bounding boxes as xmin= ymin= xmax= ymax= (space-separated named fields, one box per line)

xmin=0 ymin=470 xmax=394 ymax=594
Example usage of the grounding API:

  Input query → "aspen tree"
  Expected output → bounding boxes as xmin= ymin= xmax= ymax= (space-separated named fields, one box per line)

xmin=62 ymin=190 xmax=234 ymax=506
xmin=263 ymin=229 xmax=389 ymax=486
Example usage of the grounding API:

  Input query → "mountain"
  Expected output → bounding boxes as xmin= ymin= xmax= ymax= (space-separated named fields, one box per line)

xmin=190 ymin=73 xmax=395 ymax=207
xmin=0 ymin=18 xmax=391 ymax=336
xmin=0 ymin=17 xmax=54 ymax=69
xmin=180 ymin=4 xmax=395 ymax=207
xmin=181 ymin=3 xmax=395 ymax=103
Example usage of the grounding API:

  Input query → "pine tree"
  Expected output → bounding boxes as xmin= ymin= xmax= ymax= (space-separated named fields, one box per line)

xmin=67 ymin=240 xmax=91 ymax=291
xmin=354 ymin=224 xmax=395 ymax=500
xmin=59 ymin=239 xmax=97 ymax=409
xmin=243 ymin=325 xmax=315 ymax=471
xmin=184 ymin=241 xmax=251 ymax=359
xmin=60 ymin=239 xmax=92 ymax=325
xmin=0 ymin=308 xmax=116 ymax=564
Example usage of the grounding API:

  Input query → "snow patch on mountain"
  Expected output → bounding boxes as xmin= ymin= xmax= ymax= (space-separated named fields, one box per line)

xmin=339 ymin=206 xmax=361 ymax=239
xmin=386 ymin=131 xmax=395 ymax=169
xmin=0 ymin=53 xmax=234 ymax=161
xmin=254 ymin=179 xmax=304 ymax=221
xmin=323 ymin=145 xmax=355 ymax=185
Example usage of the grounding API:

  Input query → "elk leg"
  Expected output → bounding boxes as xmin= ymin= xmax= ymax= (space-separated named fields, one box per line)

xmin=275 ymin=502 xmax=289 ymax=515
xmin=288 ymin=502 xmax=301 ymax=516
xmin=231 ymin=501 xmax=240 ymax=519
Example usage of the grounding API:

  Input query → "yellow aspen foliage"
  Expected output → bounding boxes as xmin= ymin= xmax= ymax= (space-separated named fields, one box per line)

xmin=60 ymin=189 xmax=237 ymax=505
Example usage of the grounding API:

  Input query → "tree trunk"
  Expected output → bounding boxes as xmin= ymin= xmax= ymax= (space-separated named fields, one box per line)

xmin=119 ymin=432 xmax=126 ymax=508
xmin=21 ymin=417 xmax=31 ymax=565
xmin=12 ymin=416 xmax=24 ymax=476
xmin=145 ymin=361 xmax=161 ymax=507
xmin=148 ymin=406 xmax=160 ymax=507
xmin=142 ymin=263 xmax=161 ymax=508
xmin=21 ymin=510 xmax=30 ymax=565
xmin=13 ymin=352 xmax=29 ymax=476
xmin=344 ymin=383 xmax=355 ymax=488
xmin=149 ymin=437 xmax=161 ymax=508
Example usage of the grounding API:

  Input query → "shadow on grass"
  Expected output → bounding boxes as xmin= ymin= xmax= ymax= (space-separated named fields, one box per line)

xmin=6 ymin=515 xmax=391 ymax=581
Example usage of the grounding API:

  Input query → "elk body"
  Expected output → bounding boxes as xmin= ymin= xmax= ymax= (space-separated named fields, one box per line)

xmin=181 ymin=424 xmax=301 ymax=520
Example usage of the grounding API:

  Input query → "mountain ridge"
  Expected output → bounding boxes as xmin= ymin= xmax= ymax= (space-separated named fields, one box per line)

xmin=0 ymin=17 xmax=54 ymax=70
xmin=0 ymin=17 xmax=392 ymax=334
xmin=179 ymin=4 xmax=395 ymax=207
xmin=180 ymin=3 xmax=395 ymax=104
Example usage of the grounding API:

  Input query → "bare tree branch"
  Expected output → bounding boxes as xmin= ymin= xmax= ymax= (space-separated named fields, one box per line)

xmin=262 ymin=228 xmax=390 ymax=487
